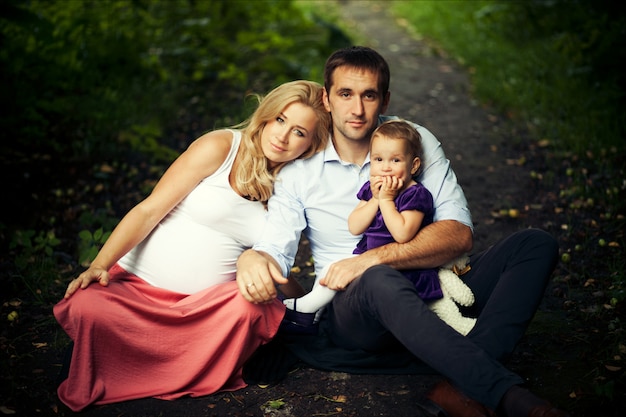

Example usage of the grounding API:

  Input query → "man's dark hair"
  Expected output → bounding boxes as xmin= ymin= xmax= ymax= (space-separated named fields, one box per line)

xmin=323 ymin=46 xmax=390 ymax=97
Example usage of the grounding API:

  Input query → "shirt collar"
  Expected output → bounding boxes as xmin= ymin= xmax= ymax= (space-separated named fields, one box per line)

xmin=323 ymin=133 xmax=375 ymax=167
xmin=322 ymin=139 xmax=342 ymax=162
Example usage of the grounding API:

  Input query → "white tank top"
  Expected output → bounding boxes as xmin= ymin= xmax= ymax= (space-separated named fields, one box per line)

xmin=118 ymin=130 xmax=267 ymax=294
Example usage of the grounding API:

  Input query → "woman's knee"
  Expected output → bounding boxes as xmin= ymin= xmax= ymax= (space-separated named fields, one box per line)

xmin=55 ymin=288 xmax=105 ymax=323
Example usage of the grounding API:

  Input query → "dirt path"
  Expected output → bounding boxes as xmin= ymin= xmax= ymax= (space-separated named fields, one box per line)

xmin=53 ymin=3 xmax=569 ymax=417
xmin=340 ymin=2 xmax=532 ymax=253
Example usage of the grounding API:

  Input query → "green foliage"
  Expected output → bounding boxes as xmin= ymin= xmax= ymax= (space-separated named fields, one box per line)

xmin=78 ymin=228 xmax=112 ymax=267
xmin=118 ymin=123 xmax=179 ymax=163
xmin=10 ymin=230 xmax=61 ymax=271
xmin=0 ymin=0 xmax=343 ymax=161
xmin=391 ymin=0 xmax=626 ymax=155
xmin=8 ymin=230 xmax=62 ymax=304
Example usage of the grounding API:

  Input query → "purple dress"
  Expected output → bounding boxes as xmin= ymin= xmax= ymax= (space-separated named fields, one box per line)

xmin=353 ymin=182 xmax=442 ymax=301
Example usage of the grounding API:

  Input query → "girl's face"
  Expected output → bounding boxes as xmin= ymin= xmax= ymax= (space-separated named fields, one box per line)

xmin=261 ymin=102 xmax=318 ymax=168
xmin=369 ymin=134 xmax=420 ymax=184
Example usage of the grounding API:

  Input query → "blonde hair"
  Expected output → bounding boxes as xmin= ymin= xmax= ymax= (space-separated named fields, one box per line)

xmin=371 ymin=119 xmax=424 ymax=175
xmin=232 ymin=80 xmax=330 ymax=204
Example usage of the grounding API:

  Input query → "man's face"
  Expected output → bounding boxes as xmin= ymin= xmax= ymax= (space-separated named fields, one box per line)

xmin=323 ymin=66 xmax=390 ymax=145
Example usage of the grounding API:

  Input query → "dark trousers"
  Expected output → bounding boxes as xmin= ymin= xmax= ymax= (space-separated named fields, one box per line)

xmin=326 ymin=228 xmax=559 ymax=409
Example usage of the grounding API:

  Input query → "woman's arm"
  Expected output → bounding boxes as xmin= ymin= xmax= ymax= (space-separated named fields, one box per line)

xmin=64 ymin=130 xmax=233 ymax=298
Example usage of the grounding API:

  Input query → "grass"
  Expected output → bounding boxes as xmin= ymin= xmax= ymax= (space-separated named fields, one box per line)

xmin=390 ymin=0 xmax=625 ymax=155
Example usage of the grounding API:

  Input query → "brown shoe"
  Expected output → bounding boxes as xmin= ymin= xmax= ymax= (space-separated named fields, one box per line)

xmin=499 ymin=385 xmax=571 ymax=417
xmin=426 ymin=380 xmax=496 ymax=417
xmin=528 ymin=403 xmax=570 ymax=417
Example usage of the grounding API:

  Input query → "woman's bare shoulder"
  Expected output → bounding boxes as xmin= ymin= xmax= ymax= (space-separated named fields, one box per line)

xmin=190 ymin=129 xmax=234 ymax=151
xmin=185 ymin=129 xmax=235 ymax=159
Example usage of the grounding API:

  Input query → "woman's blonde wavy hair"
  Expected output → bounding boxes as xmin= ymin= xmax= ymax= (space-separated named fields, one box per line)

xmin=232 ymin=80 xmax=330 ymax=204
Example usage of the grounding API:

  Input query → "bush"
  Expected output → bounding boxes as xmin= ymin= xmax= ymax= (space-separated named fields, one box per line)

xmin=0 ymin=0 xmax=345 ymax=161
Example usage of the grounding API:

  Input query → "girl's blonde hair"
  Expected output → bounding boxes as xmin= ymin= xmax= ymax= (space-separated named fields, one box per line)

xmin=232 ymin=80 xmax=330 ymax=204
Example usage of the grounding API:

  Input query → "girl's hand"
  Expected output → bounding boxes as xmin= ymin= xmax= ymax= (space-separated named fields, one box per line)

xmin=379 ymin=176 xmax=403 ymax=201
xmin=370 ymin=175 xmax=384 ymax=199
xmin=64 ymin=267 xmax=111 ymax=299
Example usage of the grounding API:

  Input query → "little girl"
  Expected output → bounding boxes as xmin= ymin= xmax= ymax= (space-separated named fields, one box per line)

xmin=282 ymin=120 xmax=442 ymax=331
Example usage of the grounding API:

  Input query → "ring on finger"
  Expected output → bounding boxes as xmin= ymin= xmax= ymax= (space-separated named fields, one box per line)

xmin=246 ymin=282 xmax=255 ymax=288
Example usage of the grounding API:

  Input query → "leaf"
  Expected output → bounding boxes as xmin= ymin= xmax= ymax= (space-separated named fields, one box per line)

xmin=266 ymin=399 xmax=285 ymax=409
xmin=79 ymin=230 xmax=93 ymax=240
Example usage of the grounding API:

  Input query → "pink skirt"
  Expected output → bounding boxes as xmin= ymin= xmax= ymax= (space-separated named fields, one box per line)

xmin=53 ymin=264 xmax=285 ymax=411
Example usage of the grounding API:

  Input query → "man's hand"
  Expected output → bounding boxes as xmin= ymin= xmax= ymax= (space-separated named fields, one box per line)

xmin=236 ymin=249 xmax=288 ymax=303
xmin=319 ymin=254 xmax=377 ymax=290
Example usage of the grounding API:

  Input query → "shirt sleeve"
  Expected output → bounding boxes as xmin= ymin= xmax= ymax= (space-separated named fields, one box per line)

xmin=253 ymin=162 xmax=308 ymax=277
xmin=356 ymin=181 xmax=373 ymax=201
xmin=413 ymin=123 xmax=473 ymax=231
xmin=397 ymin=183 xmax=434 ymax=215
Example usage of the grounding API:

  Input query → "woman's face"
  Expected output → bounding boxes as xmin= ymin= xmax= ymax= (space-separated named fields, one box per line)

xmin=261 ymin=102 xmax=318 ymax=167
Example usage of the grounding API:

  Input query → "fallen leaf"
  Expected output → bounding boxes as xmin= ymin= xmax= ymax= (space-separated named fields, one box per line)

xmin=266 ymin=399 xmax=285 ymax=409
xmin=100 ymin=163 xmax=115 ymax=173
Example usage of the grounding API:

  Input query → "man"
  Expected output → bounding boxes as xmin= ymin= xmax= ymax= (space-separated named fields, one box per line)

xmin=236 ymin=47 xmax=567 ymax=417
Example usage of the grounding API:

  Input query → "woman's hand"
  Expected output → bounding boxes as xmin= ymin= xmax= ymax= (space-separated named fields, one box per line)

xmin=64 ymin=267 xmax=111 ymax=299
